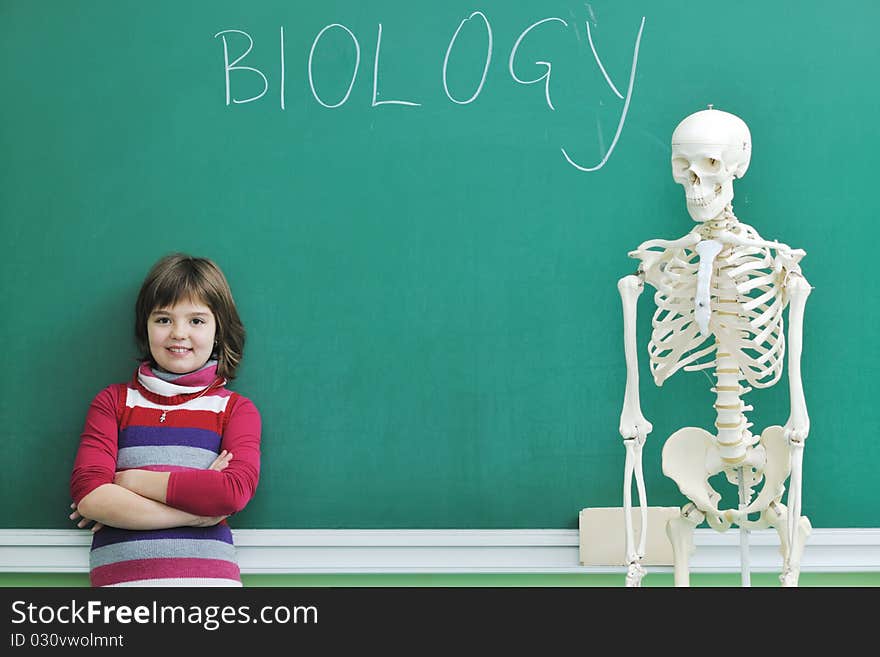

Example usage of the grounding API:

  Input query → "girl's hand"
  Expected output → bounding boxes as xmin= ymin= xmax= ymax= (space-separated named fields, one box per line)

xmin=208 ymin=449 xmax=233 ymax=471
xmin=189 ymin=515 xmax=228 ymax=527
xmin=69 ymin=502 xmax=104 ymax=533
xmin=113 ymin=469 xmax=136 ymax=490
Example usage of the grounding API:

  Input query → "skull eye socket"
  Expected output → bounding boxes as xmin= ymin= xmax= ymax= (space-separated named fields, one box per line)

xmin=672 ymin=157 xmax=689 ymax=171
xmin=703 ymin=157 xmax=721 ymax=171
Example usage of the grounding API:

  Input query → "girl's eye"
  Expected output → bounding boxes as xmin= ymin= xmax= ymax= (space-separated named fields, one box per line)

xmin=154 ymin=317 xmax=170 ymax=324
xmin=191 ymin=318 xmax=205 ymax=325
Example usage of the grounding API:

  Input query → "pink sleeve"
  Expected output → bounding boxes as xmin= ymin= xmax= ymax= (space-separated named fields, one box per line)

xmin=70 ymin=385 xmax=123 ymax=504
xmin=165 ymin=395 xmax=262 ymax=517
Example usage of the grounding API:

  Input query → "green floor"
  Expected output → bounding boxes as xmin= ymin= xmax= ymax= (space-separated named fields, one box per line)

xmin=2 ymin=572 xmax=879 ymax=587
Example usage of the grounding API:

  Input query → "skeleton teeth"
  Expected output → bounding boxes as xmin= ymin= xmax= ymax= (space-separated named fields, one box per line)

xmin=686 ymin=190 xmax=720 ymax=208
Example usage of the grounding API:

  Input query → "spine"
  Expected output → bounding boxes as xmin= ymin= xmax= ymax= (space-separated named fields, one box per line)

xmin=712 ymin=346 xmax=752 ymax=463
xmin=708 ymin=235 xmax=753 ymax=464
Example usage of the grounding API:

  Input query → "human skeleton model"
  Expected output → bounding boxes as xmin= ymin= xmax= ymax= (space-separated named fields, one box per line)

xmin=617 ymin=108 xmax=812 ymax=587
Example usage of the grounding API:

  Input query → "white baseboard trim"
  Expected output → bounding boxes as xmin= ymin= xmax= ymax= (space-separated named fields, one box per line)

xmin=1 ymin=528 xmax=878 ymax=574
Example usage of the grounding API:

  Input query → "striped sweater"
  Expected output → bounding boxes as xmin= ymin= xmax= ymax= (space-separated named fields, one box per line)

xmin=70 ymin=362 xmax=261 ymax=587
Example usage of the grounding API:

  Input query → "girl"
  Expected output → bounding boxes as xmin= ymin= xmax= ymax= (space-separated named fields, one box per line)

xmin=69 ymin=253 xmax=261 ymax=587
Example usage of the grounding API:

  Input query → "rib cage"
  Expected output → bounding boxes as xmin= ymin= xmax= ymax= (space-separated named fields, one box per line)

xmin=635 ymin=222 xmax=801 ymax=388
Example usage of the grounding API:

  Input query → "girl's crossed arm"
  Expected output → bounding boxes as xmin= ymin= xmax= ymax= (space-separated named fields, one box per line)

xmin=70 ymin=385 xmax=226 ymax=531
xmin=113 ymin=397 xmax=261 ymax=518
xmin=70 ymin=485 xmax=225 ymax=532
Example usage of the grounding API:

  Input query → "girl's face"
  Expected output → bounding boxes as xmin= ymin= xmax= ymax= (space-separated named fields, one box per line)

xmin=147 ymin=299 xmax=217 ymax=374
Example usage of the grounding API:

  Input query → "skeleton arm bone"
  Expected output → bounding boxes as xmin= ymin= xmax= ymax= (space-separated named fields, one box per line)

xmin=783 ymin=272 xmax=811 ymax=557
xmin=618 ymin=274 xmax=651 ymax=582
xmin=618 ymin=274 xmax=653 ymax=440
xmin=784 ymin=273 xmax=811 ymax=443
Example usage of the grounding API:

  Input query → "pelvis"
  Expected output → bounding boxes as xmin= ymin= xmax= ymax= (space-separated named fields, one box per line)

xmin=661 ymin=425 xmax=791 ymax=529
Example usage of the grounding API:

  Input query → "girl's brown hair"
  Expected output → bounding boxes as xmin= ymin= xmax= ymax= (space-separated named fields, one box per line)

xmin=135 ymin=253 xmax=245 ymax=380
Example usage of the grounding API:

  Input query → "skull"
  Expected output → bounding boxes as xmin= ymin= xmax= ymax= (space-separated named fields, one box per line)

xmin=671 ymin=108 xmax=751 ymax=222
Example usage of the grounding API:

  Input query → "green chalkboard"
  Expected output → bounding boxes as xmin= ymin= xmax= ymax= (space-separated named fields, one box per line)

xmin=1 ymin=0 xmax=877 ymax=529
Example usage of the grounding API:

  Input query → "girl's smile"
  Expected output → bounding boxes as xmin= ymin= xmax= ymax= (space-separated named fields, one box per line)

xmin=147 ymin=300 xmax=217 ymax=374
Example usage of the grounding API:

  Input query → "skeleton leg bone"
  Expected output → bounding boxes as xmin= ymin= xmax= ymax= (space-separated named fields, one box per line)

xmin=764 ymin=500 xmax=811 ymax=587
xmin=666 ymin=503 xmax=705 ymax=587
xmin=784 ymin=517 xmax=812 ymax=587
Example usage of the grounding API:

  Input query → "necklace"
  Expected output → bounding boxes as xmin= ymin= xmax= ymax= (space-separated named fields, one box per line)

xmin=158 ymin=378 xmax=221 ymax=423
